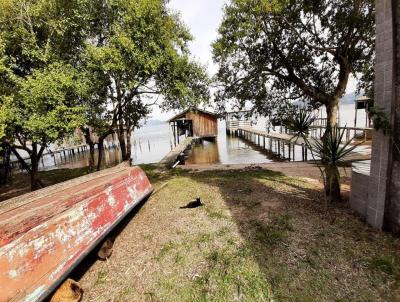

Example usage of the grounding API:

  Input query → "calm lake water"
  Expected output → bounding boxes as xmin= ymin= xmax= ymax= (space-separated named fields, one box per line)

xmin=30 ymin=103 xmax=367 ymax=170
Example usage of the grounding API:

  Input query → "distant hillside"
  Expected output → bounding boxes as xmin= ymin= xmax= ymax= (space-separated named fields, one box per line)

xmin=140 ymin=119 xmax=167 ymax=127
xmin=293 ymin=92 xmax=363 ymax=107
xmin=340 ymin=92 xmax=362 ymax=105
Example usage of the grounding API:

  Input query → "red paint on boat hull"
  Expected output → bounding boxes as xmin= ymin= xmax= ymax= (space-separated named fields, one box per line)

xmin=0 ymin=166 xmax=153 ymax=302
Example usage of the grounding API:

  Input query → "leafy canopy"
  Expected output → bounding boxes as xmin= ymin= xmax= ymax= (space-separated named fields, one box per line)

xmin=0 ymin=0 xmax=91 ymax=146
xmin=84 ymin=0 xmax=209 ymax=112
xmin=8 ymin=63 xmax=87 ymax=143
xmin=213 ymin=0 xmax=375 ymax=118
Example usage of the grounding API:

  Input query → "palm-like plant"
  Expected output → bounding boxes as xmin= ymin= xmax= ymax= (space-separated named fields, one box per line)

xmin=284 ymin=108 xmax=358 ymax=203
xmin=313 ymin=127 xmax=358 ymax=166
xmin=284 ymin=108 xmax=317 ymax=139
xmin=312 ymin=127 xmax=358 ymax=202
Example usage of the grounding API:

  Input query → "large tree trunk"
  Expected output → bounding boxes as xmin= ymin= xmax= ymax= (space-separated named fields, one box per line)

xmin=325 ymin=101 xmax=339 ymax=132
xmin=11 ymin=144 xmax=43 ymax=191
xmin=30 ymin=155 xmax=40 ymax=191
xmin=10 ymin=147 xmax=30 ymax=172
xmin=126 ymin=127 xmax=132 ymax=161
xmin=323 ymin=99 xmax=341 ymax=202
xmin=29 ymin=143 xmax=44 ymax=191
xmin=118 ymin=130 xmax=128 ymax=161
xmin=116 ymin=101 xmax=128 ymax=161
xmin=325 ymin=165 xmax=341 ymax=202
xmin=97 ymin=137 xmax=104 ymax=171
xmin=1 ymin=144 xmax=11 ymax=186
xmin=4 ymin=145 xmax=10 ymax=183
xmin=89 ymin=143 xmax=95 ymax=170
xmin=82 ymin=127 xmax=95 ymax=171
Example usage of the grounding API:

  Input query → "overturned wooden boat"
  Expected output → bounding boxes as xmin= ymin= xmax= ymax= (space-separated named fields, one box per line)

xmin=0 ymin=164 xmax=153 ymax=302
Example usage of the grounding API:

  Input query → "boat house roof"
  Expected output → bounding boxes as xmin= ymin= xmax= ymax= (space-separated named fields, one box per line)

xmin=168 ymin=107 xmax=219 ymax=122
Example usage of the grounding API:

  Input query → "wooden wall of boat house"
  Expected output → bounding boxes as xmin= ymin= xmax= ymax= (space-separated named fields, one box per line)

xmin=186 ymin=111 xmax=218 ymax=138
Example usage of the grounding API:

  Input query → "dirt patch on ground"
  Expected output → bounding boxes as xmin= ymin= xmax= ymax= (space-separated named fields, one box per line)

xmin=71 ymin=167 xmax=400 ymax=301
xmin=183 ymin=162 xmax=351 ymax=183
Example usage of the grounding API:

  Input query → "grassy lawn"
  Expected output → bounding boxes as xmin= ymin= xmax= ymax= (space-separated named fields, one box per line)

xmin=65 ymin=165 xmax=400 ymax=302
xmin=1 ymin=164 xmax=399 ymax=301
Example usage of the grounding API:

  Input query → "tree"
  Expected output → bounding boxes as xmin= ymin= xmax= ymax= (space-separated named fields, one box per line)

xmin=4 ymin=63 xmax=86 ymax=190
xmin=82 ymin=0 xmax=209 ymax=169
xmin=0 ymin=0 xmax=90 ymax=190
xmin=213 ymin=0 xmax=375 ymax=201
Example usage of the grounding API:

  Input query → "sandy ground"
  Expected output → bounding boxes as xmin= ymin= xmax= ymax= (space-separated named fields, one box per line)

xmin=183 ymin=162 xmax=352 ymax=198
xmin=182 ymin=162 xmax=351 ymax=181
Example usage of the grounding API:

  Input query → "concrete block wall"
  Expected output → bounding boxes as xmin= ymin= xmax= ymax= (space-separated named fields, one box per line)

xmin=350 ymin=161 xmax=371 ymax=218
xmin=386 ymin=0 xmax=400 ymax=234
xmin=366 ymin=0 xmax=396 ymax=229
xmin=364 ymin=0 xmax=400 ymax=233
xmin=350 ymin=173 xmax=370 ymax=217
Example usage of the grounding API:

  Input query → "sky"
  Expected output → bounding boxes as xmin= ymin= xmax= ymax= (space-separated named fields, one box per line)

xmin=149 ymin=0 xmax=358 ymax=121
xmin=149 ymin=0 xmax=227 ymax=121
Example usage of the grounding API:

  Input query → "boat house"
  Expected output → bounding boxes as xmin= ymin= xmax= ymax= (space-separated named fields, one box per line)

xmin=168 ymin=108 xmax=218 ymax=144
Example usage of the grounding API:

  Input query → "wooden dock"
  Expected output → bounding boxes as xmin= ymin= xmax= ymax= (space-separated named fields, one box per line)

xmin=9 ymin=144 xmax=90 ymax=168
xmin=159 ymin=137 xmax=196 ymax=167
xmin=234 ymin=127 xmax=371 ymax=163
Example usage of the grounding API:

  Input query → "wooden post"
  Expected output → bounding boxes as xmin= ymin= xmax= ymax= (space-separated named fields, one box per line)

xmin=354 ymin=100 xmax=358 ymax=127
xmin=292 ymin=144 xmax=295 ymax=161
xmin=277 ymin=140 xmax=280 ymax=156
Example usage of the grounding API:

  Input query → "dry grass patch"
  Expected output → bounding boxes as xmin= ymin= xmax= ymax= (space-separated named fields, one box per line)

xmin=74 ymin=166 xmax=400 ymax=302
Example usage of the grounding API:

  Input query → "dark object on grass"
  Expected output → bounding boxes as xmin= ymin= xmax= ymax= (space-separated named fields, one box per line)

xmin=180 ymin=197 xmax=203 ymax=209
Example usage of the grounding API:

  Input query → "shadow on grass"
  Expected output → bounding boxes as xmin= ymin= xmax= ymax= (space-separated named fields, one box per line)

xmin=186 ymin=168 xmax=400 ymax=301
xmin=37 ymin=164 xmax=400 ymax=301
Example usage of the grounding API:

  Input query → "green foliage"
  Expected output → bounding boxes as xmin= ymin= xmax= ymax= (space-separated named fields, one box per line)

xmin=357 ymin=56 xmax=375 ymax=99
xmin=284 ymin=108 xmax=317 ymax=139
xmin=83 ymin=0 xmax=209 ymax=110
xmin=0 ymin=0 xmax=91 ymax=145
xmin=0 ymin=0 xmax=91 ymax=73
xmin=368 ymin=106 xmax=391 ymax=135
xmin=0 ymin=0 xmax=210 ymax=186
xmin=312 ymin=127 xmax=358 ymax=167
xmin=78 ymin=0 xmax=210 ymax=166
xmin=286 ymin=107 xmax=357 ymax=201
xmin=11 ymin=63 xmax=87 ymax=142
xmin=0 ymin=0 xmax=92 ymax=189
xmin=213 ymin=0 xmax=375 ymax=123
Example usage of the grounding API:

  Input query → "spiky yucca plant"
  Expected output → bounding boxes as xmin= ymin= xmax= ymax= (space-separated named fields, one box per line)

xmin=284 ymin=109 xmax=358 ymax=203
xmin=312 ymin=127 xmax=358 ymax=202
xmin=284 ymin=108 xmax=317 ymax=139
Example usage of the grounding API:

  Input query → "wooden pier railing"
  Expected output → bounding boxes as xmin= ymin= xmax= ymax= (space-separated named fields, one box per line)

xmin=309 ymin=126 xmax=373 ymax=142
xmin=233 ymin=127 xmax=371 ymax=163
xmin=226 ymin=120 xmax=252 ymax=133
